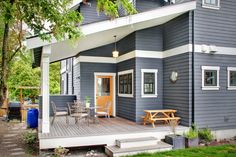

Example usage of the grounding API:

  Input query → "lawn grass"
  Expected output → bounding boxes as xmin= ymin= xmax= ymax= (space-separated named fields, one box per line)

xmin=129 ymin=144 xmax=236 ymax=157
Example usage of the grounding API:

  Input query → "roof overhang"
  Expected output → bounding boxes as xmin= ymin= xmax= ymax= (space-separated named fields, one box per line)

xmin=26 ymin=1 xmax=196 ymax=63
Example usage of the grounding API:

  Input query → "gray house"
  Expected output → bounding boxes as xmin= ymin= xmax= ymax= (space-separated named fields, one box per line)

xmin=27 ymin=0 xmax=236 ymax=150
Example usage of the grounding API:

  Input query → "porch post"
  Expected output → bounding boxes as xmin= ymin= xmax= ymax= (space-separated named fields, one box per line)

xmin=41 ymin=45 xmax=51 ymax=133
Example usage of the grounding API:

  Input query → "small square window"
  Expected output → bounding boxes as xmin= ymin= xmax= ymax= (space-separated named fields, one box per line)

xmin=204 ymin=70 xmax=217 ymax=86
xmin=227 ymin=67 xmax=236 ymax=90
xmin=202 ymin=0 xmax=220 ymax=9
xmin=141 ymin=69 xmax=158 ymax=98
xmin=202 ymin=66 xmax=220 ymax=90
xmin=118 ymin=69 xmax=133 ymax=97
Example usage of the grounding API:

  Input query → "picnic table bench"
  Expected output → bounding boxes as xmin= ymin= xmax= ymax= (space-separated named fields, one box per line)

xmin=142 ymin=109 xmax=181 ymax=128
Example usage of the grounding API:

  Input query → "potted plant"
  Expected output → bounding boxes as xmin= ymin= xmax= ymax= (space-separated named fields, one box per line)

xmin=85 ymin=96 xmax=91 ymax=108
xmin=184 ymin=124 xmax=199 ymax=148
xmin=165 ymin=120 xmax=185 ymax=149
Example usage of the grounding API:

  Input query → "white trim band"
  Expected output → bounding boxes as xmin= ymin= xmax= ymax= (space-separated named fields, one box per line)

xmin=73 ymin=44 xmax=236 ymax=65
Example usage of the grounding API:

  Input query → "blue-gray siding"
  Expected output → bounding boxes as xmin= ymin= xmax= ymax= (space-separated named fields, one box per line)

xmin=135 ymin=58 xmax=163 ymax=122
xmin=194 ymin=53 xmax=236 ymax=129
xmin=163 ymin=12 xmax=190 ymax=50
xmin=194 ymin=0 xmax=236 ymax=48
xmin=136 ymin=26 xmax=163 ymax=51
xmin=73 ymin=62 xmax=81 ymax=98
xmin=117 ymin=59 xmax=136 ymax=122
xmin=163 ymin=52 xmax=192 ymax=126
xmin=79 ymin=62 xmax=116 ymax=103
xmin=39 ymin=95 xmax=76 ymax=117
xmin=135 ymin=0 xmax=162 ymax=12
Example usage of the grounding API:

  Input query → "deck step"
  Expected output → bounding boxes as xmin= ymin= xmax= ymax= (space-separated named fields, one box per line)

xmin=105 ymin=141 xmax=172 ymax=157
xmin=116 ymin=137 xmax=158 ymax=148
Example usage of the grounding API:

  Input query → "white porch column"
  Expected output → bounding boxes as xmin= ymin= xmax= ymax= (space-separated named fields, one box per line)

xmin=41 ymin=45 xmax=51 ymax=133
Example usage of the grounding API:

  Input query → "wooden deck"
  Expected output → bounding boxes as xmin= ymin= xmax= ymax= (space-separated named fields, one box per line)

xmin=39 ymin=117 xmax=188 ymax=149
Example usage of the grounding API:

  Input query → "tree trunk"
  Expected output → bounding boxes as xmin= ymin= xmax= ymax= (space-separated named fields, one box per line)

xmin=1 ymin=22 xmax=9 ymax=108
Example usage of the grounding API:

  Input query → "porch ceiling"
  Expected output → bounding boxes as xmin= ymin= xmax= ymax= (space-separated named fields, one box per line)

xmin=26 ymin=1 xmax=196 ymax=63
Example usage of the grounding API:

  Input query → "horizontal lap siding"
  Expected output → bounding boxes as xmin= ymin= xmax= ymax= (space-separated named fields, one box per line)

xmin=135 ymin=58 xmax=163 ymax=122
xmin=194 ymin=53 xmax=236 ymax=129
xmin=117 ymin=59 xmax=136 ymax=122
xmin=80 ymin=63 xmax=116 ymax=106
xmin=79 ymin=33 xmax=136 ymax=57
xmin=136 ymin=0 xmax=162 ymax=12
xmin=163 ymin=13 xmax=190 ymax=50
xmin=80 ymin=0 xmax=109 ymax=25
xmin=163 ymin=53 xmax=192 ymax=126
xmin=194 ymin=0 xmax=236 ymax=47
xmin=136 ymin=26 xmax=163 ymax=51
xmin=73 ymin=63 xmax=80 ymax=99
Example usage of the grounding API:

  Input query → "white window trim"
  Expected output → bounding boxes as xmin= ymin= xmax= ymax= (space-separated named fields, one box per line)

xmin=141 ymin=69 xmax=158 ymax=98
xmin=202 ymin=0 xmax=220 ymax=10
xmin=118 ymin=69 xmax=134 ymax=98
xmin=227 ymin=67 xmax=236 ymax=90
xmin=201 ymin=66 xmax=220 ymax=90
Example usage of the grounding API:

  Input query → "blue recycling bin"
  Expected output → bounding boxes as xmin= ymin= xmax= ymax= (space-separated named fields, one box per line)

xmin=27 ymin=108 xmax=38 ymax=128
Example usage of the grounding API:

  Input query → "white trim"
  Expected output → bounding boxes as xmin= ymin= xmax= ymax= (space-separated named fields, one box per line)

xmin=141 ymin=69 xmax=158 ymax=98
xmin=26 ymin=1 xmax=196 ymax=50
xmin=227 ymin=67 xmax=236 ymax=90
xmin=94 ymin=73 xmax=116 ymax=116
xmin=60 ymin=67 xmax=66 ymax=74
xmin=201 ymin=66 xmax=220 ymax=90
xmin=118 ymin=69 xmax=134 ymax=98
xmin=202 ymin=0 xmax=220 ymax=10
xmin=75 ymin=56 xmax=116 ymax=64
xmin=70 ymin=44 xmax=236 ymax=65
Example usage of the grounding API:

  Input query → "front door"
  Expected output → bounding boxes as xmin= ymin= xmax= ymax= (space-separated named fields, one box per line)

xmin=96 ymin=75 xmax=113 ymax=116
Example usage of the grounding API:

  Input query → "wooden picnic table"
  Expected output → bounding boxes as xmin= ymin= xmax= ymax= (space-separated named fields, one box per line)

xmin=143 ymin=109 xmax=181 ymax=128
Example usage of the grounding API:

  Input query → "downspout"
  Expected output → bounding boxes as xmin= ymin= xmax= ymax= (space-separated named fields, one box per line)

xmin=191 ymin=10 xmax=195 ymax=124
xmin=66 ymin=59 xmax=69 ymax=95
xmin=72 ymin=58 xmax=74 ymax=94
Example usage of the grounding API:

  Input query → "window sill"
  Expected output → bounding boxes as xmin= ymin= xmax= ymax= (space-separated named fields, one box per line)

xmin=202 ymin=86 xmax=220 ymax=90
xmin=118 ymin=94 xmax=134 ymax=98
xmin=227 ymin=87 xmax=236 ymax=90
xmin=141 ymin=94 xmax=158 ymax=98
xmin=202 ymin=5 xmax=220 ymax=10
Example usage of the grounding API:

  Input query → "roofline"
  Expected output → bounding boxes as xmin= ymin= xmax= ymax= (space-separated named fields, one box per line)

xmin=26 ymin=1 xmax=197 ymax=49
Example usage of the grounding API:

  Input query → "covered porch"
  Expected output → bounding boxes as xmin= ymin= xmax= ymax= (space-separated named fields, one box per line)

xmin=39 ymin=116 xmax=188 ymax=149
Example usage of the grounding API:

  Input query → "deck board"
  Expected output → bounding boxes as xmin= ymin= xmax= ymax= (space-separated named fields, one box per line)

xmin=39 ymin=117 xmax=188 ymax=139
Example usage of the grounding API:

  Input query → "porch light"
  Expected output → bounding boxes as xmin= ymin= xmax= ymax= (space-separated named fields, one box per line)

xmin=112 ymin=35 xmax=119 ymax=58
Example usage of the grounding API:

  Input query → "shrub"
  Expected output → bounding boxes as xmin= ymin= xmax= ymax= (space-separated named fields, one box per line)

xmin=22 ymin=130 xmax=37 ymax=145
xmin=198 ymin=128 xmax=213 ymax=142
xmin=184 ymin=123 xmax=198 ymax=139
xmin=184 ymin=129 xmax=198 ymax=139
xmin=54 ymin=146 xmax=69 ymax=157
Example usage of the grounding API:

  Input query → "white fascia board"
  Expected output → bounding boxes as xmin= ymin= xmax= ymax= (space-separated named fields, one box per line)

xmin=26 ymin=1 xmax=196 ymax=49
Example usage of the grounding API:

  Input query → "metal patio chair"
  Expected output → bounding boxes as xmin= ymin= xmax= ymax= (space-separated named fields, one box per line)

xmin=51 ymin=101 xmax=69 ymax=125
xmin=68 ymin=102 xmax=89 ymax=125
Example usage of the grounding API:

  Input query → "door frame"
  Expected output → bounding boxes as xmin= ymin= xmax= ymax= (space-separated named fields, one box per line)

xmin=94 ymin=72 xmax=116 ymax=117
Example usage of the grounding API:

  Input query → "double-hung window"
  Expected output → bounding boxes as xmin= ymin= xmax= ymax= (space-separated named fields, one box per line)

xmin=141 ymin=69 xmax=158 ymax=98
xmin=202 ymin=66 xmax=220 ymax=90
xmin=227 ymin=67 xmax=236 ymax=90
xmin=202 ymin=0 xmax=220 ymax=9
xmin=118 ymin=69 xmax=133 ymax=97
